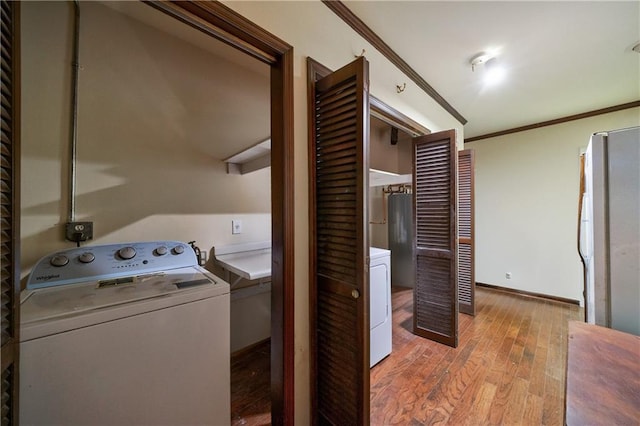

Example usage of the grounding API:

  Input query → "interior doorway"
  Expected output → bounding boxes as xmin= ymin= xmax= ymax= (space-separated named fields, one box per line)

xmin=12 ymin=1 xmax=294 ymax=424
xmin=133 ymin=3 xmax=295 ymax=424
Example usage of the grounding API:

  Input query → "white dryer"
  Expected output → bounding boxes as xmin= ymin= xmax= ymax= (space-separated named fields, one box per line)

xmin=20 ymin=241 xmax=230 ymax=425
xmin=370 ymin=247 xmax=392 ymax=366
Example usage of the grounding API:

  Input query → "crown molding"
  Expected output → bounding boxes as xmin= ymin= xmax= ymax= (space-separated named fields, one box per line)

xmin=465 ymin=100 xmax=640 ymax=143
xmin=322 ymin=0 xmax=467 ymax=125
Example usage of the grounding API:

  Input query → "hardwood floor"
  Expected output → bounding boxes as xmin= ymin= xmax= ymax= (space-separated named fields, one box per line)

xmin=230 ymin=286 xmax=582 ymax=425
xmin=231 ymin=340 xmax=271 ymax=426
xmin=370 ymin=286 xmax=582 ymax=425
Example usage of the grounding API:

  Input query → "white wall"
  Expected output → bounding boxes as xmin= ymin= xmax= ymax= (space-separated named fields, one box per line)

xmin=466 ymin=107 xmax=640 ymax=303
xmin=224 ymin=1 xmax=463 ymax=425
xmin=22 ymin=1 xmax=465 ymax=423
xmin=21 ymin=1 xmax=273 ymax=359
xmin=20 ymin=2 xmax=272 ymax=280
xmin=219 ymin=3 xmax=464 ymax=422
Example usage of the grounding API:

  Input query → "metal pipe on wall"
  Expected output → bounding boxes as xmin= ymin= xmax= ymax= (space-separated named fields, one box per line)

xmin=68 ymin=0 xmax=80 ymax=222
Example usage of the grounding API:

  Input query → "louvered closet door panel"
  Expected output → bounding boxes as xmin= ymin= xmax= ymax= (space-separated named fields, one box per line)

xmin=458 ymin=149 xmax=475 ymax=315
xmin=412 ymin=130 xmax=458 ymax=347
xmin=311 ymin=56 xmax=370 ymax=426
xmin=1 ymin=0 xmax=20 ymax=424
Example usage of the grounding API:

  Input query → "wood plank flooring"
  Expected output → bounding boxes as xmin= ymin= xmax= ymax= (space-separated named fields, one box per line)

xmin=231 ymin=340 xmax=271 ymax=426
xmin=370 ymin=286 xmax=582 ymax=425
xmin=230 ymin=285 xmax=582 ymax=425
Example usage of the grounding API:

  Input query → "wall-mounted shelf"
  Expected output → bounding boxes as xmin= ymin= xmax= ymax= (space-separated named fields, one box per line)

xmin=224 ymin=138 xmax=270 ymax=175
xmin=369 ymin=168 xmax=412 ymax=187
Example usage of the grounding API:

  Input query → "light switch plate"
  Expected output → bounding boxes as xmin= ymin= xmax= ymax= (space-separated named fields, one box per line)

xmin=232 ymin=219 xmax=242 ymax=234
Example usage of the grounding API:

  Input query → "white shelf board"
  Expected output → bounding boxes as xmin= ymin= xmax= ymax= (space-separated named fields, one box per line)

xmin=224 ymin=139 xmax=270 ymax=175
xmin=369 ymin=168 xmax=412 ymax=187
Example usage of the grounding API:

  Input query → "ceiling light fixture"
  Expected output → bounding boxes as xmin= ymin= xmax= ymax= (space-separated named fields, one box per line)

xmin=470 ymin=52 xmax=493 ymax=72
xmin=470 ymin=51 xmax=506 ymax=85
xmin=484 ymin=57 xmax=506 ymax=85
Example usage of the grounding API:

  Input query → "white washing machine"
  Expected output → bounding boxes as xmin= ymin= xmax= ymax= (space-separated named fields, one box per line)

xmin=20 ymin=241 xmax=230 ymax=425
xmin=370 ymin=247 xmax=392 ymax=367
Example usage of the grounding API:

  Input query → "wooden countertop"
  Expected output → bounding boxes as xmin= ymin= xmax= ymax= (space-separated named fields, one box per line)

xmin=565 ymin=321 xmax=640 ymax=425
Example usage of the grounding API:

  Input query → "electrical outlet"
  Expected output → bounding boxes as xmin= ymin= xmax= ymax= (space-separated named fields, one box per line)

xmin=66 ymin=222 xmax=93 ymax=243
xmin=232 ymin=219 xmax=242 ymax=234
xmin=505 ymin=272 xmax=512 ymax=279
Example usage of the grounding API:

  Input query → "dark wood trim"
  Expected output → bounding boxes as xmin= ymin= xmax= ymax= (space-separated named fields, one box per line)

xmin=465 ymin=100 xmax=640 ymax=143
xmin=1 ymin=0 xmax=22 ymax=423
xmin=270 ymin=44 xmax=296 ymax=426
xmin=147 ymin=1 xmax=285 ymax=64
xmin=306 ymin=57 xmax=323 ymax=425
xmin=12 ymin=0 xmax=22 ymax=365
xmin=1 ymin=344 xmax=13 ymax=372
xmin=476 ymin=282 xmax=580 ymax=306
xmin=321 ymin=0 xmax=467 ymax=125
xmin=146 ymin=2 xmax=294 ymax=424
xmin=370 ymin=96 xmax=429 ymax=137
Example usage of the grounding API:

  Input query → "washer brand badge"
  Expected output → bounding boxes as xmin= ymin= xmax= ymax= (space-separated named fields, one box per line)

xmin=36 ymin=274 xmax=60 ymax=281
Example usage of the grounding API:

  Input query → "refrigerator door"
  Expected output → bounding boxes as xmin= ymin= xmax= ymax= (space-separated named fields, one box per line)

xmin=607 ymin=127 xmax=640 ymax=335
xmin=591 ymin=133 xmax=609 ymax=327
xmin=591 ymin=127 xmax=640 ymax=336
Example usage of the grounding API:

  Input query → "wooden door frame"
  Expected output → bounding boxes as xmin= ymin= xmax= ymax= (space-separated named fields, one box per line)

xmin=144 ymin=2 xmax=294 ymax=423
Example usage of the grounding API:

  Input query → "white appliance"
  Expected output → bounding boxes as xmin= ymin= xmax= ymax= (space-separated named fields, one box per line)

xmin=370 ymin=247 xmax=392 ymax=366
xmin=20 ymin=241 xmax=230 ymax=425
xmin=579 ymin=127 xmax=640 ymax=336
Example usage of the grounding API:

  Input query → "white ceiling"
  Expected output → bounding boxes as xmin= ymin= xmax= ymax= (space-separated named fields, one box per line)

xmin=344 ymin=1 xmax=640 ymax=138
xmin=107 ymin=1 xmax=639 ymax=144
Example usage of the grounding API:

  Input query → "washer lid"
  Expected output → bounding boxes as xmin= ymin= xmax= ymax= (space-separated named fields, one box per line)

xmin=370 ymin=247 xmax=391 ymax=260
xmin=20 ymin=266 xmax=229 ymax=341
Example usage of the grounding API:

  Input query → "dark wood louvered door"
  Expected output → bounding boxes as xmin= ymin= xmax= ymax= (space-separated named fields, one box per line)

xmin=309 ymin=56 xmax=370 ymax=425
xmin=412 ymin=130 xmax=458 ymax=347
xmin=458 ymin=149 xmax=475 ymax=315
xmin=1 ymin=0 xmax=20 ymax=424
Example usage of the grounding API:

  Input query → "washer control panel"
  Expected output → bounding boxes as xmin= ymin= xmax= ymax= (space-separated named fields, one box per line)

xmin=27 ymin=241 xmax=197 ymax=290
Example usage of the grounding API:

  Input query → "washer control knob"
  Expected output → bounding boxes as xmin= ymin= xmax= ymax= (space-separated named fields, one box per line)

xmin=172 ymin=245 xmax=185 ymax=255
xmin=155 ymin=246 xmax=168 ymax=256
xmin=78 ymin=252 xmax=95 ymax=264
xmin=50 ymin=255 xmax=69 ymax=267
xmin=118 ymin=246 xmax=136 ymax=260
